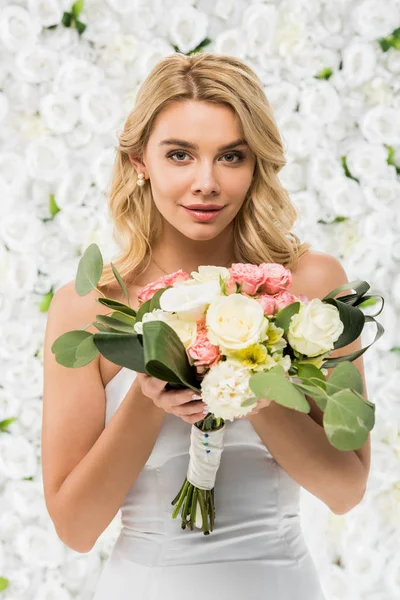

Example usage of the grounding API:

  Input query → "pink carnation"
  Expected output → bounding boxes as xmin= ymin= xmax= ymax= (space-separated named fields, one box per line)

xmin=187 ymin=321 xmax=221 ymax=368
xmin=256 ymin=293 xmax=279 ymax=316
xmin=274 ymin=290 xmax=299 ymax=311
xmin=225 ymin=263 xmax=267 ymax=296
xmin=137 ymin=269 xmax=190 ymax=304
xmin=258 ymin=263 xmax=292 ymax=295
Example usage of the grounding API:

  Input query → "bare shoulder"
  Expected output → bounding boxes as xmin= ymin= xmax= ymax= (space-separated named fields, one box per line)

xmin=292 ymin=249 xmax=348 ymax=300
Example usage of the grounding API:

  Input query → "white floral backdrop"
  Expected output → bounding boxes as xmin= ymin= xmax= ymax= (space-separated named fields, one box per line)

xmin=0 ymin=0 xmax=399 ymax=598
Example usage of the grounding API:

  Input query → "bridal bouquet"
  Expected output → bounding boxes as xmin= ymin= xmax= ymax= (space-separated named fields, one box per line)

xmin=52 ymin=244 xmax=384 ymax=535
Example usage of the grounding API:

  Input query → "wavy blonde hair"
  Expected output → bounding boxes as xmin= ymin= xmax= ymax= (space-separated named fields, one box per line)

xmin=98 ymin=52 xmax=310 ymax=290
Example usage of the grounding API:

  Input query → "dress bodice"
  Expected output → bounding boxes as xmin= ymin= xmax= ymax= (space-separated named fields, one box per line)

xmin=93 ymin=367 xmax=326 ymax=599
xmin=104 ymin=367 xmax=308 ymax=568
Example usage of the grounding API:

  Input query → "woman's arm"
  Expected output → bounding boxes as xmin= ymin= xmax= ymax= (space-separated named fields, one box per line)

xmin=248 ymin=252 xmax=371 ymax=514
xmin=42 ymin=281 xmax=166 ymax=554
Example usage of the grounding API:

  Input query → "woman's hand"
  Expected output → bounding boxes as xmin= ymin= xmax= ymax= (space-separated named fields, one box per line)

xmin=136 ymin=372 xmax=207 ymax=424
xmin=235 ymin=397 xmax=273 ymax=420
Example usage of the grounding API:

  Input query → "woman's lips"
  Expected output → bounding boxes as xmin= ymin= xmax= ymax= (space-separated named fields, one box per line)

xmin=182 ymin=206 xmax=225 ymax=222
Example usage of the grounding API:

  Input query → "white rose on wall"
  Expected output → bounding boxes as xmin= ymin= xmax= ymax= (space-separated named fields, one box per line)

xmin=169 ymin=6 xmax=208 ymax=54
xmin=0 ymin=6 xmax=41 ymax=52
xmin=0 ymin=435 xmax=37 ymax=480
xmin=288 ymin=298 xmax=344 ymax=357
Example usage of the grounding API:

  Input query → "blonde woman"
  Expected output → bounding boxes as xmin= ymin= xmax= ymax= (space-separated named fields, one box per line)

xmin=42 ymin=53 xmax=370 ymax=599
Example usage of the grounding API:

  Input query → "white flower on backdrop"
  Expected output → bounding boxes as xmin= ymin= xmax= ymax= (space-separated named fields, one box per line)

xmin=0 ymin=0 xmax=399 ymax=598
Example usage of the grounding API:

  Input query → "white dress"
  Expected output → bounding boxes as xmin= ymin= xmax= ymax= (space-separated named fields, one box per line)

xmin=92 ymin=367 xmax=326 ymax=600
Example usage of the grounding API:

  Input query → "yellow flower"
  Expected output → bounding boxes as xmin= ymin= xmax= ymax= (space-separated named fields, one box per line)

xmin=227 ymin=344 xmax=277 ymax=372
xmin=266 ymin=322 xmax=284 ymax=345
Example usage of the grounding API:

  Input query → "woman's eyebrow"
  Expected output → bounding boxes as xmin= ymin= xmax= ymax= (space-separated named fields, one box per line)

xmin=158 ymin=138 xmax=248 ymax=151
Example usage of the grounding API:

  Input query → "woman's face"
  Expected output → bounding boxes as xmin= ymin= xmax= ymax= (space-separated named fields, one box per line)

xmin=130 ymin=100 xmax=256 ymax=241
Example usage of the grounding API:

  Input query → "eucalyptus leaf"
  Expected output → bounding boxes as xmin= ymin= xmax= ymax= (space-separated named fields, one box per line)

xmin=326 ymin=361 xmax=364 ymax=396
xmin=323 ymin=389 xmax=375 ymax=451
xmin=93 ymin=321 xmax=115 ymax=333
xmin=93 ymin=332 xmax=146 ymax=373
xmin=110 ymin=312 xmax=136 ymax=325
xmin=97 ymin=297 xmax=137 ymax=317
xmin=295 ymin=363 xmax=327 ymax=391
xmin=52 ymin=330 xmax=98 ymax=367
xmin=110 ymin=262 xmax=130 ymax=305
xmin=249 ymin=370 xmax=310 ymax=412
xmin=95 ymin=314 xmax=136 ymax=333
xmin=142 ymin=320 xmax=200 ymax=392
xmin=75 ymin=243 xmax=103 ymax=296
xmin=241 ymin=397 xmax=258 ymax=407
xmin=291 ymin=381 xmax=328 ymax=411
xmin=274 ymin=302 xmax=300 ymax=333
xmin=74 ymin=335 xmax=100 ymax=366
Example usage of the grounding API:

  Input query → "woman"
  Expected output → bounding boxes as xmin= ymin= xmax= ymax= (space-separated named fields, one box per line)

xmin=42 ymin=52 xmax=370 ymax=599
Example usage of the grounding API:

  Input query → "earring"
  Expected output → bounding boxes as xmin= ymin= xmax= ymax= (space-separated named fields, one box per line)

xmin=137 ymin=172 xmax=145 ymax=186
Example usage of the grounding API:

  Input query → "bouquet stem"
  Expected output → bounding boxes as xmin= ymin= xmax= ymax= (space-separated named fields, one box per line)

xmin=171 ymin=415 xmax=225 ymax=535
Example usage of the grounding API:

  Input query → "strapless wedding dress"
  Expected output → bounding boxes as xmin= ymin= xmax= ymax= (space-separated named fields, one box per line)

xmin=92 ymin=367 xmax=326 ymax=600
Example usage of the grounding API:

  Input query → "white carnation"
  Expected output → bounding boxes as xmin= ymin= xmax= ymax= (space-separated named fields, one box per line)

xmin=200 ymin=360 xmax=257 ymax=421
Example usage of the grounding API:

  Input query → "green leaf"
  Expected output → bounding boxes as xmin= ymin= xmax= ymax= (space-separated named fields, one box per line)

xmin=326 ymin=361 xmax=364 ymax=396
xmin=93 ymin=332 xmax=146 ymax=373
xmin=39 ymin=290 xmax=54 ymax=312
xmin=315 ymin=67 xmax=333 ymax=80
xmin=110 ymin=311 xmax=136 ymax=325
xmin=240 ymin=397 xmax=258 ymax=407
xmin=186 ymin=37 xmax=212 ymax=55
xmin=75 ymin=20 xmax=86 ymax=35
xmin=97 ymin=297 xmax=136 ymax=317
xmin=75 ymin=244 xmax=103 ymax=296
xmin=390 ymin=346 xmax=400 ymax=353
xmin=52 ymin=330 xmax=99 ymax=367
xmin=0 ymin=418 xmax=17 ymax=432
xmin=23 ymin=476 xmax=33 ymax=481
xmin=72 ymin=0 xmax=84 ymax=19
xmin=110 ymin=262 xmax=130 ymax=305
xmin=323 ymin=389 xmax=375 ymax=451
xmin=322 ymin=315 xmax=385 ymax=368
xmin=249 ymin=369 xmax=310 ymax=412
xmin=322 ymin=279 xmax=370 ymax=301
xmin=295 ymin=363 xmax=327 ymax=391
xmin=357 ymin=296 xmax=376 ymax=308
xmin=135 ymin=287 xmax=170 ymax=323
xmin=0 ymin=577 xmax=9 ymax=592
xmin=95 ymin=314 xmax=136 ymax=333
xmin=341 ymin=156 xmax=360 ymax=182
xmin=49 ymin=193 xmax=60 ymax=217
xmin=323 ymin=297 xmax=365 ymax=349
xmin=93 ymin=321 xmax=115 ymax=333
xmin=291 ymin=381 xmax=328 ymax=411
xmin=61 ymin=11 xmax=72 ymax=26
xmin=274 ymin=301 xmax=300 ymax=333
xmin=142 ymin=321 xmax=200 ymax=392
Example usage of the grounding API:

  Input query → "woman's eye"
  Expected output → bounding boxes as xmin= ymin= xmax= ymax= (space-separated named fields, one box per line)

xmin=167 ymin=151 xmax=245 ymax=163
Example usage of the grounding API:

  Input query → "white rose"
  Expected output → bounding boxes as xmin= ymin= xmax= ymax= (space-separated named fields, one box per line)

xmin=265 ymin=81 xmax=299 ymax=119
xmin=299 ymin=81 xmax=341 ymax=125
xmin=27 ymin=0 xmax=64 ymax=27
xmin=360 ymin=106 xmax=400 ymax=145
xmin=0 ymin=6 xmax=41 ymax=52
xmin=134 ymin=309 xmax=197 ymax=349
xmin=159 ymin=280 xmax=221 ymax=321
xmin=278 ymin=113 xmax=320 ymax=159
xmin=0 ymin=151 xmax=28 ymax=195
xmin=206 ymin=293 xmax=269 ymax=352
xmin=6 ymin=480 xmax=47 ymax=519
xmin=39 ymin=93 xmax=80 ymax=134
xmin=0 ymin=434 xmax=37 ymax=479
xmin=345 ymin=141 xmax=392 ymax=182
xmin=15 ymin=525 xmax=66 ymax=568
xmin=307 ymin=151 xmax=346 ymax=192
xmin=342 ymin=41 xmax=377 ymax=86
xmin=53 ymin=58 xmax=104 ymax=96
xmin=200 ymin=359 xmax=256 ymax=421
xmin=15 ymin=46 xmax=59 ymax=84
xmin=0 ymin=91 xmax=9 ymax=126
xmin=288 ymin=298 xmax=344 ymax=357
xmin=351 ymin=0 xmax=400 ymax=40
xmin=190 ymin=265 xmax=230 ymax=284
xmin=243 ymin=4 xmax=277 ymax=57
xmin=169 ymin=6 xmax=208 ymax=54
xmin=80 ymin=86 xmax=122 ymax=134
xmin=0 ymin=211 xmax=44 ymax=253
xmin=25 ymin=137 xmax=67 ymax=183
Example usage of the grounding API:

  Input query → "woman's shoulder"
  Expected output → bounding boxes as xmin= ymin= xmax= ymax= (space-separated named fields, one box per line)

xmin=292 ymin=249 xmax=347 ymax=300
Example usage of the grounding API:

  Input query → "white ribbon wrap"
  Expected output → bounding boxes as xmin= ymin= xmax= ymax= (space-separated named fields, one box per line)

xmin=186 ymin=424 xmax=226 ymax=491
